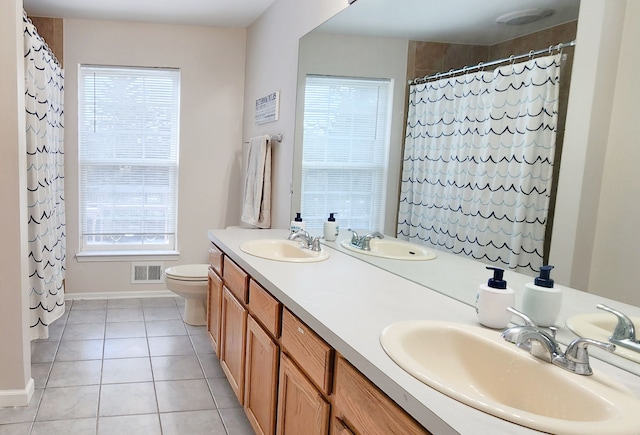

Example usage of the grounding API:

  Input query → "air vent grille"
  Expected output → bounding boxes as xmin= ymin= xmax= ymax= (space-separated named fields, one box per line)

xmin=131 ymin=263 xmax=164 ymax=283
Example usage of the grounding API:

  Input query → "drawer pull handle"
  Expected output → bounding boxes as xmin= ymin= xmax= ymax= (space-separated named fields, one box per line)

xmin=297 ymin=326 xmax=304 ymax=335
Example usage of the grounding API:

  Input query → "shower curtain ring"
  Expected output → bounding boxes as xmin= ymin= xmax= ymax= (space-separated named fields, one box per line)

xmin=528 ymin=50 xmax=535 ymax=59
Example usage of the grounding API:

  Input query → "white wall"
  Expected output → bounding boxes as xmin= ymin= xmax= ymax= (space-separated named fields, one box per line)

xmin=242 ymin=0 xmax=347 ymax=229
xmin=292 ymin=32 xmax=409 ymax=235
xmin=588 ymin=0 xmax=640 ymax=306
xmin=549 ymin=2 xmax=631 ymax=299
xmin=63 ymin=19 xmax=247 ymax=295
xmin=0 ymin=0 xmax=33 ymax=406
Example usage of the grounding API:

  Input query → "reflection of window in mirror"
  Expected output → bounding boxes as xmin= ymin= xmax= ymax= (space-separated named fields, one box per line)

xmin=301 ymin=75 xmax=392 ymax=231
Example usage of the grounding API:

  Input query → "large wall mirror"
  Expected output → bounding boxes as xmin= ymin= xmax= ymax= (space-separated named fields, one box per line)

xmin=292 ymin=0 xmax=640 ymax=374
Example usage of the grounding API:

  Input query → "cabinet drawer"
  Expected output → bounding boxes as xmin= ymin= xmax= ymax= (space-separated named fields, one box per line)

xmin=281 ymin=308 xmax=333 ymax=395
xmin=223 ymin=256 xmax=248 ymax=304
xmin=209 ymin=243 xmax=224 ymax=276
xmin=248 ymin=280 xmax=281 ymax=338
xmin=334 ymin=355 xmax=430 ymax=435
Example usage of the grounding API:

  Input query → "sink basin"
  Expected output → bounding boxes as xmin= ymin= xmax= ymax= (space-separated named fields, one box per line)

xmin=380 ymin=320 xmax=640 ymax=434
xmin=340 ymin=238 xmax=436 ymax=260
xmin=240 ymin=239 xmax=329 ymax=262
xmin=566 ymin=313 xmax=640 ymax=364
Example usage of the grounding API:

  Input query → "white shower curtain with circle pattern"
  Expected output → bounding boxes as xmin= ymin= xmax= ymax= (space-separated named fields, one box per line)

xmin=24 ymin=14 xmax=66 ymax=340
xmin=397 ymin=54 xmax=561 ymax=274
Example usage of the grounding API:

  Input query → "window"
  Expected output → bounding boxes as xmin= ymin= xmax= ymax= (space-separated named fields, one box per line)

xmin=78 ymin=65 xmax=180 ymax=253
xmin=301 ymin=75 xmax=392 ymax=231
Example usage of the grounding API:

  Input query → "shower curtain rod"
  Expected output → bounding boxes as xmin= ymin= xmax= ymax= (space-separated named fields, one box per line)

xmin=409 ymin=40 xmax=576 ymax=85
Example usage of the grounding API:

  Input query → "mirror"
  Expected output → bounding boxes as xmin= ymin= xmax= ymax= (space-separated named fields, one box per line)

xmin=293 ymin=0 xmax=640 ymax=374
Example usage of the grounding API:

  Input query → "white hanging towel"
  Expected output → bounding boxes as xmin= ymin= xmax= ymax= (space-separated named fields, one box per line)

xmin=241 ymin=134 xmax=272 ymax=228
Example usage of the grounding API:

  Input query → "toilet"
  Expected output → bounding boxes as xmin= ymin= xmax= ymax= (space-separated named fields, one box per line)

xmin=164 ymin=264 xmax=209 ymax=326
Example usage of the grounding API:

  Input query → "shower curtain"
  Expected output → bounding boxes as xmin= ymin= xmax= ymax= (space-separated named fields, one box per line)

xmin=397 ymin=54 xmax=561 ymax=274
xmin=24 ymin=14 xmax=66 ymax=340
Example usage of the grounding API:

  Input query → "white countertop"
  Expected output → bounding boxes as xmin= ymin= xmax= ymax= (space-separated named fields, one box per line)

xmin=208 ymin=228 xmax=640 ymax=435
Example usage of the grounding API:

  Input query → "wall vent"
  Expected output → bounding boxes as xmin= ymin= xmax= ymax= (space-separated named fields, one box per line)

xmin=131 ymin=263 xmax=164 ymax=284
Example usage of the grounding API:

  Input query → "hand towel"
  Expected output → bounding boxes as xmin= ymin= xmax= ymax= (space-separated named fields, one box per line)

xmin=241 ymin=134 xmax=272 ymax=228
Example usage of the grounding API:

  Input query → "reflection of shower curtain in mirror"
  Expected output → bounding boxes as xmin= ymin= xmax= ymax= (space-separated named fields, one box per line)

xmin=24 ymin=14 xmax=66 ymax=339
xmin=397 ymin=54 xmax=561 ymax=274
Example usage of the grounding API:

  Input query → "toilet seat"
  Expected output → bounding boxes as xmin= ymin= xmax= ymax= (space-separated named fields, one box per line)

xmin=165 ymin=264 xmax=208 ymax=281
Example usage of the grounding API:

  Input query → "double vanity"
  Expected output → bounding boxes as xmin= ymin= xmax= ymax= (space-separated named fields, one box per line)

xmin=207 ymin=228 xmax=640 ymax=434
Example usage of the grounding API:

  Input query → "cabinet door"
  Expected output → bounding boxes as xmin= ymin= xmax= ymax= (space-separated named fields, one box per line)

xmin=276 ymin=353 xmax=330 ymax=435
xmin=333 ymin=356 xmax=430 ymax=435
xmin=244 ymin=315 xmax=279 ymax=435
xmin=220 ymin=287 xmax=247 ymax=404
xmin=207 ymin=268 xmax=223 ymax=356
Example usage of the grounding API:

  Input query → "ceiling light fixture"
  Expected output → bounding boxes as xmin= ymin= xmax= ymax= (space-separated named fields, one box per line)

xmin=496 ymin=8 xmax=555 ymax=26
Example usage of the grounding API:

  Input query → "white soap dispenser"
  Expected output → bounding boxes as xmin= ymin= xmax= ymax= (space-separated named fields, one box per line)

xmin=475 ymin=266 xmax=515 ymax=329
xmin=323 ymin=213 xmax=339 ymax=241
xmin=290 ymin=212 xmax=305 ymax=233
xmin=522 ymin=265 xmax=561 ymax=327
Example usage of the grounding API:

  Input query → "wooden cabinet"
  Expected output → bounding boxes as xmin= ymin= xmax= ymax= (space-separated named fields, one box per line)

xmin=207 ymin=267 xmax=223 ymax=356
xmin=281 ymin=308 xmax=333 ymax=395
xmin=276 ymin=353 xmax=330 ymax=435
xmin=220 ymin=286 xmax=248 ymax=404
xmin=333 ymin=355 xmax=430 ymax=435
xmin=208 ymin=241 xmax=430 ymax=435
xmin=244 ymin=314 xmax=279 ymax=435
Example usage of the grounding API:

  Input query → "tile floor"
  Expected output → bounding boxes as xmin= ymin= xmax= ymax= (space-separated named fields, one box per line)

xmin=0 ymin=297 xmax=254 ymax=435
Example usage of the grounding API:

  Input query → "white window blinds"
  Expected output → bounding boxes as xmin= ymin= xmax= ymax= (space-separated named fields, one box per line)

xmin=78 ymin=65 xmax=180 ymax=252
xmin=302 ymin=75 xmax=392 ymax=231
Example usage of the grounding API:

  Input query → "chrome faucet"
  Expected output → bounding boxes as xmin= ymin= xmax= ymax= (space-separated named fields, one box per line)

xmin=348 ymin=229 xmax=384 ymax=251
xmin=597 ymin=304 xmax=640 ymax=353
xmin=287 ymin=230 xmax=321 ymax=252
xmin=502 ymin=307 xmax=616 ymax=375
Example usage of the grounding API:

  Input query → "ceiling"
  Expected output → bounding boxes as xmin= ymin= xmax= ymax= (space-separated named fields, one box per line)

xmin=318 ymin=0 xmax=580 ymax=46
xmin=22 ymin=0 xmax=278 ymax=27
xmin=23 ymin=0 xmax=580 ymax=44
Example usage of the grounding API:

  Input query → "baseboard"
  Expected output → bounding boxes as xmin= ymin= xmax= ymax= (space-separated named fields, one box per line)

xmin=65 ymin=290 xmax=175 ymax=300
xmin=0 ymin=377 xmax=35 ymax=408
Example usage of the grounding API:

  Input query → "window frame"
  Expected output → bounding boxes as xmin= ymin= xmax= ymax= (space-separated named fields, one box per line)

xmin=77 ymin=64 xmax=181 ymax=256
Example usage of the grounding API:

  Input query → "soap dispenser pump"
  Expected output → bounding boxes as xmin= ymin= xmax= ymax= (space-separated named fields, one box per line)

xmin=323 ymin=213 xmax=339 ymax=241
xmin=475 ymin=266 xmax=515 ymax=329
xmin=522 ymin=265 xmax=562 ymax=327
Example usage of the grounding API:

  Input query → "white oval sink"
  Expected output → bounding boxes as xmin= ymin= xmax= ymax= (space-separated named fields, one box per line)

xmin=380 ymin=320 xmax=640 ymax=434
xmin=566 ymin=313 xmax=640 ymax=364
xmin=240 ymin=239 xmax=329 ymax=263
xmin=340 ymin=238 xmax=436 ymax=260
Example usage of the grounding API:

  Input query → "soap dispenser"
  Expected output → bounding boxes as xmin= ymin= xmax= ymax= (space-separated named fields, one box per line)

xmin=323 ymin=213 xmax=339 ymax=241
xmin=475 ymin=266 xmax=515 ymax=329
xmin=290 ymin=213 xmax=305 ymax=233
xmin=522 ymin=265 xmax=562 ymax=327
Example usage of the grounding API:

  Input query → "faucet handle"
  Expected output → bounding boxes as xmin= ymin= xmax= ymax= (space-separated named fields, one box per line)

xmin=347 ymin=229 xmax=360 ymax=245
xmin=597 ymin=304 xmax=637 ymax=341
xmin=506 ymin=307 xmax=536 ymax=327
xmin=564 ymin=338 xmax=616 ymax=375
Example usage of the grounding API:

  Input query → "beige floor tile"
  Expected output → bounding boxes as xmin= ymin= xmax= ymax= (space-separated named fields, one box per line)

xmin=151 ymin=355 xmax=204 ymax=381
xmin=145 ymin=320 xmax=187 ymax=337
xmin=31 ymin=418 xmax=96 ymax=435
xmin=155 ymin=379 xmax=215 ymax=413
xmin=148 ymin=336 xmax=194 ymax=357
xmin=35 ymin=385 xmax=99 ymax=421
xmin=101 ymin=358 xmax=153 ymax=384
xmin=61 ymin=323 xmax=105 ymax=341
xmin=104 ymin=321 xmax=146 ymax=339
xmin=56 ymin=339 xmax=104 ymax=361
xmin=160 ymin=410 xmax=226 ymax=435
xmin=47 ymin=360 xmax=102 ymax=387
xmin=98 ymin=383 xmax=157 ymax=417
xmin=103 ymin=338 xmax=149 ymax=359
xmin=106 ymin=309 xmax=144 ymax=323
xmin=97 ymin=414 xmax=160 ymax=435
